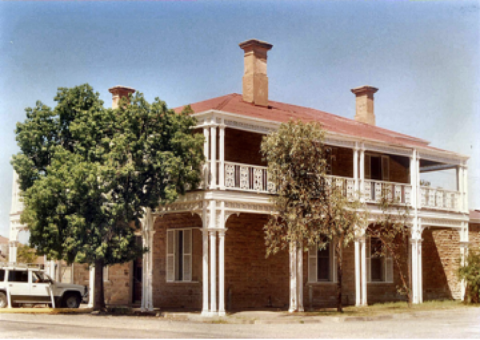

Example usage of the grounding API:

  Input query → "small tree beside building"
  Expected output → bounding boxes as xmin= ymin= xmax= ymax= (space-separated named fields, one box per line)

xmin=261 ymin=120 xmax=365 ymax=312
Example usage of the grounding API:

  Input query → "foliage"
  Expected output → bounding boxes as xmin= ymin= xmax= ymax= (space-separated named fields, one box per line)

xmin=458 ymin=249 xmax=480 ymax=303
xmin=366 ymin=192 xmax=411 ymax=305
xmin=16 ymin=244 xmax=38 ymax=264
xmin=12 ymin=84 xmax=204 ymax=308
xmin=261 ymin=120 xmax=366 ymax=312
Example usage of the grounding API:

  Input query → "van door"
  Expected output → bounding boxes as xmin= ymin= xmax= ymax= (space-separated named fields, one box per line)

xmin=7 ymin=269 xmax=30 ymax=302
xmin=30 ymin=271 xmax=52 ymax=303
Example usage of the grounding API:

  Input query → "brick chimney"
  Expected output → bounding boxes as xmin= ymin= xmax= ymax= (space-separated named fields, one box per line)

xmin=351 ymin=85 xmax=378 ymax=126
xmin=108 ymin=85 xmax=136 ymax=109
xmin=239 ymin=39 xmax=273 ymax=107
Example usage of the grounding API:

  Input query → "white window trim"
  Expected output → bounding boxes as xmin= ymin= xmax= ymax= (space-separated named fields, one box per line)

xmin=166 ymin=227 xmax=194 ymax=283
xmin=367 ymin=237 xmax=394 ymax=284
xmin=103 ymin=266 xmax=109 ymax=282
xmin=308 ymin=241 xmax=337 ymax=284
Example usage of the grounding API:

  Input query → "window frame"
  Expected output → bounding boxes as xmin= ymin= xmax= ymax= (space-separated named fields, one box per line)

xmin=308 ymin=241 xmax=337 ymax=284
xmin=367 ymin=237 xmax=394 ymax=284
xmin=166 ymin=228 xmax=194 ymax=283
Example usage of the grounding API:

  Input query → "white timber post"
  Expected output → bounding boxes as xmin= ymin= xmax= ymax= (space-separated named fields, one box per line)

xmin=141 ymin=208 xmax=155 ymax=311
xmin=8 ymin=240 xmax=18 ymax=264
xmin=410 ymin=217 xmax=421 ymax=304
xmin=417 ymin=219 xmax=423 ymax=304
xmin=201 ymin=202 xmax=209 ymax=315
xmin=296 ymin=245 xmax=304 ymax=312
xmin=219 ymin=123 xmax=225 ymax=190
xmin=88 ymin=265 xmax=95 ymax=308
xmin=210 ymin=124 xmax=217 ymax=190
xmin=288 ymin=242 xmax=298 ymax=313
xmin=410 ymin=150 xmax=417 ymax=209
xmin=218 ymin=227 xmax=227 ymax=316
xmin=457 ymin=165 xmax=463 ymax=211
xmin=201 ymin=202 xmax=209 ymax=316
xmin=209 ymin=199 xmax=217 ymax=315
xmin=56 ymin=260 xmax=61 ymax=282
xmin=416 ymin=155 xmax=421 ymax=210
xmin=463 ymin=165 xmax=468 ymax=213
xmin=353 ymin=143 xmax=359 ymax=196
xmin=354 ymin=231 xmax=361 ymax=306
xmin=459 ymin=222 xmax=469 ymax=300
xmin=360 ymin=234 xmax=367 ymax=306
xmin=359 ymin=143 xmax=365 ymax=202
xmin=203 ymin=126 xmax=210 ymax=189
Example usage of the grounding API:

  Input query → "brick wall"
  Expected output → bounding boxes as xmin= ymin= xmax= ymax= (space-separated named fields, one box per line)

xmin=225 ymin=213 xmax=289 ymax=310
xmin=224 ymin=128 xmax=266 ymax=166
xmin=73 ymin=262 xmax=132 ymax=306
xmin=422 ymin=228 xmax=461 ymax=300
xmin=151 ymin=213 xmax=203 ymax=309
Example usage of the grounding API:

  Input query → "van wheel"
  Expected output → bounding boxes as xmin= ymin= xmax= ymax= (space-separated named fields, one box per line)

xmin=0 ymin=292 xmax=7 ymax=308
xmin=62 ymin=293 xmax=81 ymax=308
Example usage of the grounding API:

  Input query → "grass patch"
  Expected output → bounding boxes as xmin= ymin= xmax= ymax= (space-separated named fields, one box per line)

xmin=305 ymin=300 xmax=472 ymax=317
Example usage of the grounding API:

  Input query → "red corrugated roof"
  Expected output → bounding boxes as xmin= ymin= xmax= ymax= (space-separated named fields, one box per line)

xmin=470 ymin=210 xmax=480 ymax=221
xmin=174 ymin=93 xmax=451 ymax=151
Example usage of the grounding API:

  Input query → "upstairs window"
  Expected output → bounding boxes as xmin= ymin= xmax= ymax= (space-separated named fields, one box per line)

xmin=166 ymin=229 xmax=192 ymax=282
xmin=367 ymin=237 xmax=393 ymax=283
xmin=365 ymin=154 xmax=390 ymax=182
xmin=308 ymin=241 xmax=337 ymax=283
xmin=0 ymin=269 xmax=4 ymax=282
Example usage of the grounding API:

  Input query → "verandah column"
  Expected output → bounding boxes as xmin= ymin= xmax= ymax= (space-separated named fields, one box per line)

xmin=354 ymin=233 xmax=361 ymax=306
xmin=210 ymin=125 xmax=217 ymax=190
xmin=219 ymin=124 xmax=225 ymax=190
xmin=288 ymin=242 xmax=298 ymax=312
xmin=88 ymin=266 xmax=95 ymax=307
xmin=209 ymin=199 xmax=217 ymax=315
xmin=141 ymin=208 xmax=155 ymax=311
xmin=218 ymin=229 xmax=227 ymax=316
xmin=360 ymin=235 xmax=367 ymax=306
xmin=410 ymin=217 xmax=423 ymax=304
xmin=201 ymin=202 xmax=209 ymax=316
xmin=459 ymin=221 xmax=469 ymax=300
xmin=296 ymin=245 xmax=304 ymax=312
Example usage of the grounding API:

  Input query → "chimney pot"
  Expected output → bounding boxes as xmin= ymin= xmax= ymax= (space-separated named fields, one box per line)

xmin=239 ymin=39 xmax=273 ymax=107
xmin=108 ymin=85 xmax=136 ymax=109
xmin=351 ymin=85 xmax=378 ymax=126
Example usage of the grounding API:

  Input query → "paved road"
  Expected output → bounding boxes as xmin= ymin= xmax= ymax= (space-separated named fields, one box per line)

xmin=1 ymin=308 xmax=480 ymax=338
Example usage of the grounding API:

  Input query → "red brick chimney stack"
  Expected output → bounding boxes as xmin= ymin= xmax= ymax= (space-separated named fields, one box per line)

xmin=239 ymin=39 xmax=273 ymax=107
xmin=351 ymin=85 xmax=378 ymax=126
xmin=109 ymin=85 xmax=136 ymax=109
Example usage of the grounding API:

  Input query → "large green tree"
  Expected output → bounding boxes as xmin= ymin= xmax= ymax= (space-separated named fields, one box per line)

xmin=261 ymin=120 xmax=365 ymax=312
xmin=12 ymin=84 xmax=204 ymax=310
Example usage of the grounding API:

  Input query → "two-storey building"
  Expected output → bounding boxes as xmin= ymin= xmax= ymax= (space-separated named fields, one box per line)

xmin=9 ymin=39 xmax=476 ymax=314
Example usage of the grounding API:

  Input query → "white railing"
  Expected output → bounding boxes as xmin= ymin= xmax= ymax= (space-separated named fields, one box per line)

xmin=420 ymin=186 xmax=461 ymax=211
xmin=363 ymin=179 xmax=412 ymax=205
xmin=325 ymin=175 xmax=356 ymax=200
xmin=223 ymin=161 xmax=275 ymax=193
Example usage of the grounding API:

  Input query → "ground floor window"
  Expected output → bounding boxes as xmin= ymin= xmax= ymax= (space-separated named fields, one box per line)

xmin=308 ymin=241 xmax=337 ymax=283
xmin=367 ymin=237 xmax=394 ymax=283
xmin=166 ymin=229 xmax=192 ymax=282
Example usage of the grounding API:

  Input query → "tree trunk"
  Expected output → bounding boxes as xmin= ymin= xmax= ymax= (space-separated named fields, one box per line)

xmin=336 ymin=240 xmax=343 ymax=313
xmin=93 ymin=259 xmax=105 ymax=311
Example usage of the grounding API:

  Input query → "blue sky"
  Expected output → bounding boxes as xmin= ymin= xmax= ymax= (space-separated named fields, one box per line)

xmin=0 ymin=0 xmax=479 ymax=240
